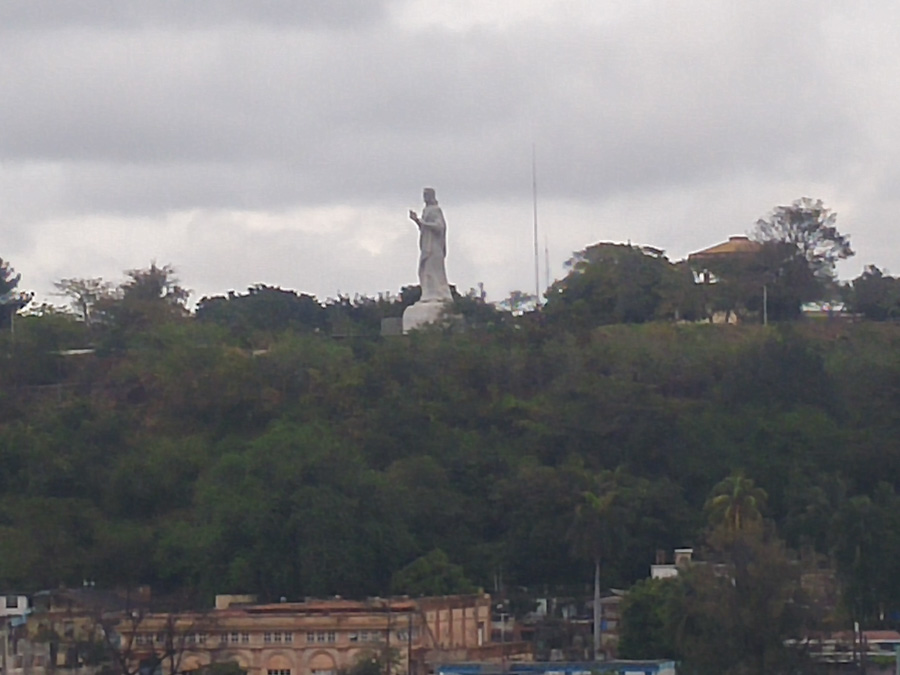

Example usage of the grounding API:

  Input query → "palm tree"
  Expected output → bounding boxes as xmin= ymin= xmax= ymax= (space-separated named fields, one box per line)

xmin=705 ymin=471 xmax=767 ymax=531
xmin=569 ymin=468 xmax=644 ymax=660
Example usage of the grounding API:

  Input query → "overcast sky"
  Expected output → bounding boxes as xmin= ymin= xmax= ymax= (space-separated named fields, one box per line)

xmin=2 ymin=0 xmax=898 ymax=306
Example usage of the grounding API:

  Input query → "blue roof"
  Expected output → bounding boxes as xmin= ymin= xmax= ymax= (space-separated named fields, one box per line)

xmin=436 ymin=661 xmax=676 ymax=675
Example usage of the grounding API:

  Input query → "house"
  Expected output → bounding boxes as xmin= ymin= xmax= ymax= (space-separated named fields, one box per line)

xmin=2 ymin=593 xmax=45 ymax=675
xmin=798 ymin=629 xmax=900 ymax=672
xmin=687 ymin=235 xmax=765 ymax=323
xmin=2 ymin=594 xmax=29 ymax=620
xmin=649 ymin=549 xmax=693 ymax=580
xmin=687 ymin=235 xmax=763 ymax=284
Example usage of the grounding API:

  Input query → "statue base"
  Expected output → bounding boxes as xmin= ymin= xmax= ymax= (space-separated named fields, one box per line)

xmin=402 ymin=299 xmax=459 ymax=333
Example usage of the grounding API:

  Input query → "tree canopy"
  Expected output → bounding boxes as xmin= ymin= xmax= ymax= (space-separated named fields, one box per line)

xmin=0 ymin=217 xmax=898 ymax=652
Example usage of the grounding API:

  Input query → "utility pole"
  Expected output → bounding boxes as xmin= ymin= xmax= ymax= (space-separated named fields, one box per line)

xmin=593 ymin=561 xmax=601 ymax=660
xmin=407 ymin=612 xmax=413 ymax=675
xmin=497 ymin=604 xmax=507 ymax=673
xmin=1 ymin=620 xmax=8 ymax=675
xmin=385 ymin=602 xmax=392 ymax=675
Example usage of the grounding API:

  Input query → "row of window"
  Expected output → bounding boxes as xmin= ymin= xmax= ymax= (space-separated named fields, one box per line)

xmin=306 ymin=631 xmax=336 ymax=644
xmin=135 ymin=633 xmax=210 ymax=646
xmin=133 ymin=629 xmax=415 ymax=647
xmin=220 ymin=632 xmax=252 ymax=645
xmin=265 ymin=632 xmax=294 ymax=644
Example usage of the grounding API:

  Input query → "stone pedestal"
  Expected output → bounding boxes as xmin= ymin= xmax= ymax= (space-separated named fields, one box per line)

xmin=402 ymin=299 xmax=458 ymax=333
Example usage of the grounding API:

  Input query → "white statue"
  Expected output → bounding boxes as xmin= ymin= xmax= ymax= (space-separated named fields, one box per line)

xmin=402 ymin=187 xmax=457 ymax=333
xmin=408 ymin=187 xmax=452 ymax=301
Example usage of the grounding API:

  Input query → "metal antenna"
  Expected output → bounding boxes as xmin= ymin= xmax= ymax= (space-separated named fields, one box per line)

xmin=532 ymin=143 xmax=540 ymax=306
xmin=545 ymin=235 xmax=551 ymax=291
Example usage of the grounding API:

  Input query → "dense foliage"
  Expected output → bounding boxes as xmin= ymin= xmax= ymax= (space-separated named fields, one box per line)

xmin=620 ymin=526 xmax=824 ymax=675
xmin=2 ymin=218 xmax=900 ymax=644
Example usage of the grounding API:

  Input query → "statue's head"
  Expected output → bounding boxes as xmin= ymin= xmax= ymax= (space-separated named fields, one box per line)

xmin=423 ymin=187 xmax=437 ymax=204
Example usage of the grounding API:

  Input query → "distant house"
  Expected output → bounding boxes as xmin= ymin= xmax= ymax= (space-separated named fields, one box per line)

xmin=2 ymin=593 xmax=29 ymax=620
xmin=687 ymin=235 xmax=766 ymax=323
xmin=649 ymin=548 xmax=694 ymax=579
xmin=800 ymin=629 xmax=900 ymax=670
xmin=687 ymin=235 xmax=763 ymax=284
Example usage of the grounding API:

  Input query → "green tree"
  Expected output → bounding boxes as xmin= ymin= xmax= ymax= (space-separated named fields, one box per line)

xmin=846 ymin=265 xmax=900 ymax=320
xmin=53 ymin=277 xmax=116 ymax=326
xmin=754 ymin=198 xmax=853 ymax=281
xmin=704 ymin=471 xmax=767 ymax=532
xmin=569 ymin=468 xmax=647 ymax=659
xmin=752 ymin=197 xmax=853 ymax=316
xmin=675 ymin=528 xmax=818 ymax=675
xmin=619 ymin=578 xmax=683 ymax=660
xmin=391 ymin=549 xmax=477 ymax=597
xmin=96 ymin=263 xmax=190 ymax=348
xmin=196 ymin=285 xmax=325 ymax=341
xmin=544 ymin=243 xmax=694 ymax=327
xmin=0 ymin=257 xmax=33 ymax=329
xmin=831 ymin=484 xmax=900 ymax=625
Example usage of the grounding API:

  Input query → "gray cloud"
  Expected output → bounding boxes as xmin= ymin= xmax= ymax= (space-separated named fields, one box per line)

xmin=2 ymin=0 xmax=898 ymax=304
xmin=0 ymin=1 xmax=386 ymax=31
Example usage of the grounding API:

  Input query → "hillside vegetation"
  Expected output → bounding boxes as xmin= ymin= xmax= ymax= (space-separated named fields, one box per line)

xmin=2 ymin=298 xmax=899 ymax=627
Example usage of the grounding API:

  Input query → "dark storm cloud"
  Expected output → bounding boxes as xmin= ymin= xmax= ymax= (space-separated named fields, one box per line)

xmin=1 ymin=10 xmax=857 ymax=218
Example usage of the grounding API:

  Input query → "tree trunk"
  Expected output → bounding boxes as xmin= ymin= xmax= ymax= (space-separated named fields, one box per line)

xmin=593 ymin=558 xmax=601 ymax=660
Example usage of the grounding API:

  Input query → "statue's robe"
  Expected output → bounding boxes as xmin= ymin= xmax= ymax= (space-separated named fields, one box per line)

xmin=417 ymin=203 xmax=452 ymax=301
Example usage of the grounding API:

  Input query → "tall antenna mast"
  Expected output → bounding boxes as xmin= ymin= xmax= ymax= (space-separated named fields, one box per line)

xmin=532 ymin=143 xmax=540 ymax=306
xmin=545 ymin=235 xmax=550 ymax=292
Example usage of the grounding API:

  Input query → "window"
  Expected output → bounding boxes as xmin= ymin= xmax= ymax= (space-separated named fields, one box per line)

xmin=197 ymin=633 xmax=207 ymax=645
xmin=348 ymin=633 xmax=359 ymax=643
xmin=267 ymin=670 xmax=290 ymax=675
xmin=284 ymin=633 xmax=293 ymax=644
xmin=5 ymin=596 xmax=18 ymax=609
xmin=265 ymin=632 xmax=273 ymax=644
xmin=230 ymin=632 xmax=240 ymax=644
xmin=241 ymin=633 xmax=250 ymax=644
xmin=273 ymin=632 xmax=282 ymax=643
xmin=305 ymin=630 xmax=336 ymax=644
xmin=135 ymin=635 xmax=147 ymax=646
xmin=219 ymin=633 xmax=228 ymax=644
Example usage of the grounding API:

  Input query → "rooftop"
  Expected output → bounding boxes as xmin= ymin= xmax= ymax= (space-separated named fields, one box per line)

xmin=688 ymin=235 xmax=763 ymax=260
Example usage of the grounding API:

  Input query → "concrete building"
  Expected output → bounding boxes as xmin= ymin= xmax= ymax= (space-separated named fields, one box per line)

xmin=20 ymin=591 xmax=528 ymax=675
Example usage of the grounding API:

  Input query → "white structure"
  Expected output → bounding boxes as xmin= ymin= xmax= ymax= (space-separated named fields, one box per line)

xmin=403 ymin=188 xmax=458 ymax=333
xmin=650 ymin=548 xmax=693 ymax=579
xmin=1 ymin=594 xmax=28 ymax=619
